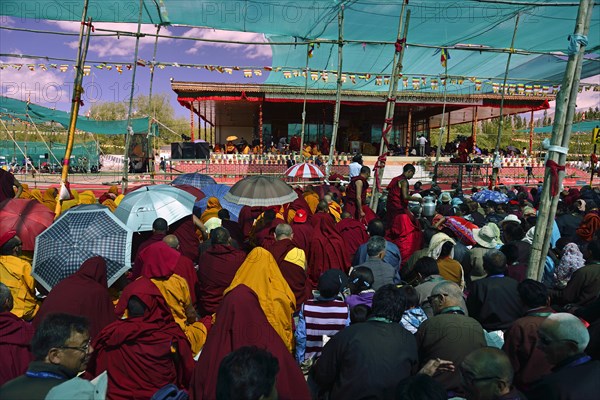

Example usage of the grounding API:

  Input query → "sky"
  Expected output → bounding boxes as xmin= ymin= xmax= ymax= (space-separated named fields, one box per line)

xmin=0 ymin=16 xmax=598 ymax=123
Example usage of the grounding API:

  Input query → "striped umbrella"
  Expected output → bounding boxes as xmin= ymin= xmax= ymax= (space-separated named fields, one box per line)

xmin=285 ymin=162 xmax=324 ymax=179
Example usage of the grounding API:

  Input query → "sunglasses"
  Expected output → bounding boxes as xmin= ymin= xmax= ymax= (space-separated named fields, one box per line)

xmin=538 ymin=334 xmax=578 ymax=347
xmin=59 ymin=338 xmax=91 ymax=353
xmin=427 ymin=293 xmax=447 ymax=304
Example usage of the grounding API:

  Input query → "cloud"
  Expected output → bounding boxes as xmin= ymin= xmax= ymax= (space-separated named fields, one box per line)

xmin=47 ymin=21 xmax=173 ymax=58
xmin=182 ymin=28 xmax=271 ymax=60
xmin=1 ymin=52 xmax=69 ymax=106
xmin=185 ymin=47 xmax=198 ymax=55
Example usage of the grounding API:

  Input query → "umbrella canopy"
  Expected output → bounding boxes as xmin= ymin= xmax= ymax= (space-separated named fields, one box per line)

xmin=224 ymin=176 xmax=298 ymax=207
xmin=173 ymin=184 xmax=205 ymax=201
xmin=196 ymin=184 xmax=243 ymax=222
xmin=472 ymin=190 xmax=509 ymax=204
xmin=0 ymin=198 xmax=55 ymax=251
xmin=32 ymin=206 xmax=133 ymax=291
xmin=285 ymin=162 xmax=325 ymax=179
xmin=114 ymin=185 xmax=195 ymax=232
xmin=171 ymin=173 xmax=216 ymax=189
xmin=226 ymin=135 xmax=238 ymax=141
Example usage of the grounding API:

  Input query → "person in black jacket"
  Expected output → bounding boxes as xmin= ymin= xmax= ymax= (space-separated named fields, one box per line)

xmin=311 ymin=284 xmax=418 ymax=399
xmin=466 ymin=250 xmax=523 ymax=331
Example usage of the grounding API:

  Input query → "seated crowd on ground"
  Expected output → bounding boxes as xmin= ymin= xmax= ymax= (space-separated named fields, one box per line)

xmin=1 ymin=164 xmax=599 ymax=400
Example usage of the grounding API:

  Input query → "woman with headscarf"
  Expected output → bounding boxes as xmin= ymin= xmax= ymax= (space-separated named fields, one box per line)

xmin=89 ymin=277 xmax=194 ymax=399
xmin=136 ymin=241 xmax=208 ymax=355
xmin=555 ymin=242 xmax=586 ymax=288
xmin=40 ymin=187 xmax=57 ymax=212
xmin=307 ymin=212 xmax=351 ymax=289
xmin=189 ymin=285 xmax=310 ymax=400
xmin=224 ymin=247 xmax=296 ymax=353
xmin=200 ymin=197 xmax=222 ymax=224
xmin=32 ymin=256 xmax=116 ymax=338
xmin=428 ymin=232 xmax=464 ymax=288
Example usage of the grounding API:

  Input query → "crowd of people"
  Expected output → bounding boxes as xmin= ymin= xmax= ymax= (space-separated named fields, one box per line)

xmin=0 ymin=163 xmax=599 ymax=400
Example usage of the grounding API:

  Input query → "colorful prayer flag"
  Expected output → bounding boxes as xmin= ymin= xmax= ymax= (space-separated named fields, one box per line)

xmin=440 ymin=48 xmax=450 ymax=68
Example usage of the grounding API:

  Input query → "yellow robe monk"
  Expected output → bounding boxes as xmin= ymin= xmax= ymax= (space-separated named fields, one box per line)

xmin=102 ymin=199 xmax=118 ymax=212
xmin=200 ymin=197 xmax=222 ymax=224
xmin=303 ymin=192 xmax=320 ymax=215
xmin=224 ymin=247 xmax=296 ymax=352
xmin=302 ymin=145 xmax=312 ymax=158
xmin=41 ymin=188 xmax=57 ymax=212
xmin=328 ymin=201 xmax=342 ymax=223
xmin=60 ymin=190 xmax=80 ymax=213
xmin=30 ymin=189 xmax=44 ymax=204
xmin=78 ymin=190 xmax=97 ymax=205
xmin=18 ymin=184 xmax=33 ymax=200
xmin=151 ymin=275 xmax=208 ymax=355
xmin=0 ymin=255 xmax=39 ymax=320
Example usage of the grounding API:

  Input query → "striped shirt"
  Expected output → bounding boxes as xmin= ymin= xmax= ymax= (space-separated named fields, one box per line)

xmin=303 ymin=299 xmax=349 ymax=360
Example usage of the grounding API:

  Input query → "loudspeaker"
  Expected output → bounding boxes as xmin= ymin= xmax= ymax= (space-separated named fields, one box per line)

xmin=171 ymin=142 xmax=183 ymax=159
xmin=194 ymin=142 xmax=210 ymax=159
xmin=182 ymin=142 xmax=196 ymax=159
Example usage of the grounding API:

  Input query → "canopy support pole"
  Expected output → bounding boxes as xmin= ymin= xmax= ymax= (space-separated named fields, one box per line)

xmin=56 ymin=0 xmax=92 ymax=217
xmin=370 ymin=1 xmax=410 ymax=210
xmin=299 ymin=45 xmax=311 ymax=161
xmin=121 ymin=0 xmax=145 ymax=193
xmin=434 ymin=64 xmax=450 ymax=170
xmin=147 ymin=25 xmax=161 ymax=184
xmin=491 ymin=13 xmax=521 ymax=187
xmin=325 ymin=5 xmax=345 ymax=178
xmin=529 ymin=109 xmax=534 ymax=155
xmin=473 ymin=107 xmax=478 ymax=150
xmin=406 ymin=107 xmax=412 ymax=156
xmin=528 ymin=0 xmax=594 ymax=280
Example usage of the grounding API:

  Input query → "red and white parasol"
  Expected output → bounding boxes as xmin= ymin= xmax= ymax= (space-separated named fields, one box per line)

xmin=285 ymin=162 xmax=325 ymax=179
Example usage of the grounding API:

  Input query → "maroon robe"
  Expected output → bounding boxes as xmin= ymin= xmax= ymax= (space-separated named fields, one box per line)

xmin=336 ymin=217 xmax=369 ymax=262
xmin=291 ymin=221 xmax=312 ymax=253
xmin=171 ymin=217 xmax=200 ymax=261
xmin=221 ymin=219 xmax=244 ymax=248
xmin=283 ymin=196 xmax=313 ymax=224
xmin=386 ymin=174 xmax=409 ymax=228
xmin=0 ymin=168 xmax=16 ymax=202
xmin=307 ymin=213 xmax=351 ymax=288
xmin=196 ymin=244 xmax=247 ymax=316
xmin=174 ymin=254 xmax=199 ymax=307
xmin=33 ymin=256 xmax=116 ymax=338
xmin=386 ymin=214 xmax=423 ymax=269
xmin=88 ymin=277 xmax=194 ymax=399
xmin=238 ymin=206 xmax=267 ymax=240
xmin=252 ymin=218 xmax=284 ymax=249
xmin=131 ymin=233 xmax=166 ymax=280
xmin=267 ymin=239 xmax=309 ymax=311
xmin=190 ymin=285 xmax=310 ymax=400
xmin=0 ymin=312 xmax=34 ymax=386
xmin=343 ymin=175 xmax=376 ymax=223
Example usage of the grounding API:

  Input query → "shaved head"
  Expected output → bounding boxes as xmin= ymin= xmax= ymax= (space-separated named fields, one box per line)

xmin=540 ymin=313 xmax=590 ymax=353
xmin=163 ymin=235 xmax=179 ymax=249
xmin=0 ymin=282 xmax=13 ymax=312
xmin=462 ymin=347 xmax=514 ymax=383
xmin=275 ymin=224 xmax=293 ymax=240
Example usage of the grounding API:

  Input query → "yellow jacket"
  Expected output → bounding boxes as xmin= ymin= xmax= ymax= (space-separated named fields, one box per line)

xmin=0 ymin=255 xmax=39 ymax=320
xmin=224 ymin=247 xmax=296 ymax=352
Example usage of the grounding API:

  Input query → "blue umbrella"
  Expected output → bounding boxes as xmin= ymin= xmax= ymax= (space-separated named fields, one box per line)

xmin=196 ymin=184 xmax=243 ymax=222
xmin=32 ymin=207 xmax=133 ymax=291
xmin=171 ymin=173 xmax=216 ymax=189
xmin=472 ymin=189 xmax=509 ymax=204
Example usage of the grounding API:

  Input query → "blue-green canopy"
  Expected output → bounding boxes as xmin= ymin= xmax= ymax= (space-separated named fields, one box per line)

xmin=0 ymin=96 xmax=151 ymax=135
xmin=1 ymin=0 xmax=598 ymax=94
xmin=524 ymin=119 xmax=600 ymax=134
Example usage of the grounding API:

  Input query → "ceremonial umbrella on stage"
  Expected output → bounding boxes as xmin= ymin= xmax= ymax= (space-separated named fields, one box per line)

xmin=171 ymin=173 xmax=216 ymax=190
xmin=32 ymin=204 xmax=133 ymax=291
xmin=285 ymin=162 xmax=325 ymax=179
xmin=0 ymin=198 xmax=55 ymax=251
xmin=196 ymin=184 xmax=243 ymax=222
xmin=114 ymin=184 xmax=195 ymax=232
xmin=472 ymin=189 xmax=509 ymax=204
xmin=224 ymin=175 xmax=298 ymax=207
xmin=226 ymin=135 xmax=238 ymax=141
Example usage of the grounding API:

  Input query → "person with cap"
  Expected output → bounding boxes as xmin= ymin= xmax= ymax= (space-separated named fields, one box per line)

xmin=295 ymin=269 xmax=349 ymax=363
xmin=0 ymin=231 xmax=39 ymax=321
xmin=436 ymin=192 xmax=455 ymax=217
xmin=0 ymin=282 xmax=34 ymax=386
xmin=466 ymin=250 xmax=522 ymax=332
xmin=348 ymin=154 xmax=363 ymax=178
xmin=469 ymin=223 xmax=502 ymax=282
xmin=416 ymin=281 xmax=487 ymax=397
xmin=312 ymin=284 xmax=418 ymax=399
xmin=290 ymin=208 xmax=312 ymax=253
xmin=460 ymin=347 xmax=526 ymax=400
xmin=527 ymin=313 xmax=600 ymax=400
